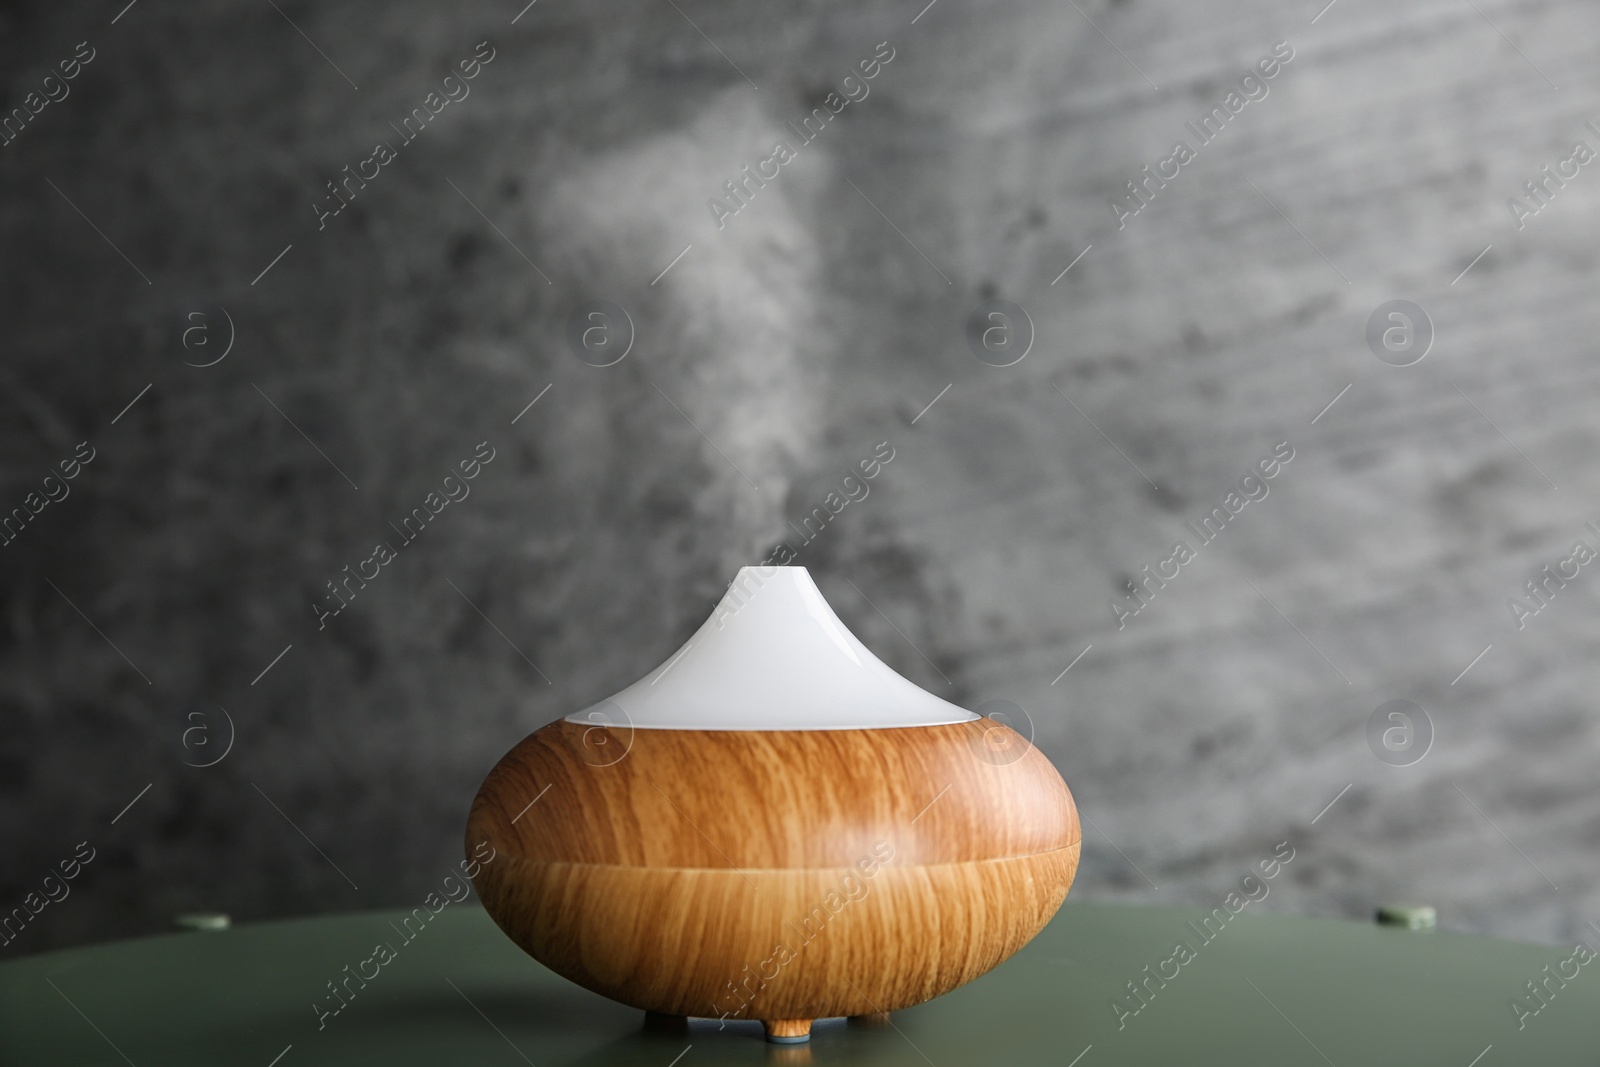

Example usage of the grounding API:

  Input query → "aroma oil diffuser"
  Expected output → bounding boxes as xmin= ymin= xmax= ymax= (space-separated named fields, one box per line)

xmin=466 ymin=566 xmax=1079 ymax=1042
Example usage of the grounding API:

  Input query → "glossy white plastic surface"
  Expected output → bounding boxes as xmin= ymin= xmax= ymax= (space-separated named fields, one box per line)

xmin=564 ymin=566 xmax=978 ymax=731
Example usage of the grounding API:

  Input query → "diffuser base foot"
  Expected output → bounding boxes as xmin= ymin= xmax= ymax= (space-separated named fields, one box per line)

xmin=763 ymin=1019 xmax=813 ymax=1043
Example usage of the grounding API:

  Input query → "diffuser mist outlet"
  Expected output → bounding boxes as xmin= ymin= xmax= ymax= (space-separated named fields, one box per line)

xmin=466 ymin=566 xmax=1080 ymax=1043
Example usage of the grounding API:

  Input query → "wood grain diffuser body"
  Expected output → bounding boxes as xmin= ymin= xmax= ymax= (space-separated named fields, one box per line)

xmin=467 ymin=566 xmax=1079 ymax=1042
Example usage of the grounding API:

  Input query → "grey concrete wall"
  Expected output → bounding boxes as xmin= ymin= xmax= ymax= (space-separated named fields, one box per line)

xmin=2 ymin=0 xmax=1598 ymax=956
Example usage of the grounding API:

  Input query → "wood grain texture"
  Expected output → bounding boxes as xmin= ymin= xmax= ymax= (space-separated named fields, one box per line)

xmin=472 ymin=849 xmax=1079 ymax=1023
xmin=466 ymin=719 xmax=1080 ymax=1032
xmin=467 ymin=719 xmax=1078 ymax=868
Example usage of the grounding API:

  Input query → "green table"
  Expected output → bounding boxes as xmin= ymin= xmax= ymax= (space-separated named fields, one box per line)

xmin=2 ymin=901 xmax=1592 ymax=1065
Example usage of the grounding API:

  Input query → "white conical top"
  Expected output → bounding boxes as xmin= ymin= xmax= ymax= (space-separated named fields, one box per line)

xmin=565 ymin=566 xmax=978 ymax=731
